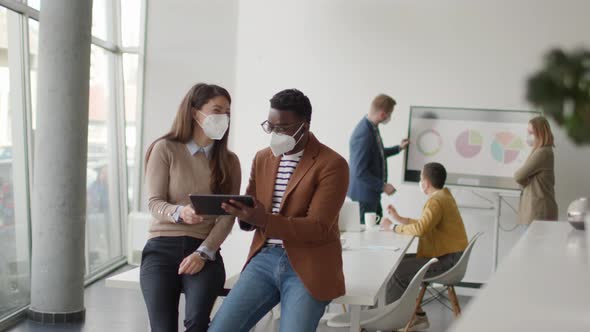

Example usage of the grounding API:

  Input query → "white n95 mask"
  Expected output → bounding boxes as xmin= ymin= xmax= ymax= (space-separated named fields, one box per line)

xmin=199 ymin=112 xmax=229 ymax=140
xmin=419 ymin=180 xmax=427 ymax=195
xmin=270 ymin=123 xmax=305 ymax=156
xmin=525 ymin=134 xmax=535 ymax=147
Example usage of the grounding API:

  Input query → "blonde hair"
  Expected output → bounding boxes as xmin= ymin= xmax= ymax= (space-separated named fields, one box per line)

xmin=529 ymin=116 xmax=555 ymax=147
xmin=370 ymin=94 xmax=396 ymax=114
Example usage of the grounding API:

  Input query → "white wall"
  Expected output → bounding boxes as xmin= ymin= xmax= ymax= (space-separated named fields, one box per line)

xmin=140 ymin=0 xmax=239 ymax=206
xmin=141 ymin=0 xmax=590 ymax=282
xmin=230 ymin=0 xmax=590 ymax=282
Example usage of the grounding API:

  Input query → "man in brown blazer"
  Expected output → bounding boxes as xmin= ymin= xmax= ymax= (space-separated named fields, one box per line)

xmin=208 ymin=89 xmax=349 ymax=332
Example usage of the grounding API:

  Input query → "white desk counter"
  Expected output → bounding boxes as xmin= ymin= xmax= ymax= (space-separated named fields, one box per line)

xmin=450 ymin=221 xmax=590 ymax=332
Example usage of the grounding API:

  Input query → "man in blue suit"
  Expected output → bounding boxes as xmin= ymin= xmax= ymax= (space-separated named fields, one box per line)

xmin=348 ymin=94 xmax=409 ymax=224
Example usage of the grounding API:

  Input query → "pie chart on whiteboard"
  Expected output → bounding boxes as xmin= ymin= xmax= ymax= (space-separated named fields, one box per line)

xmin=417 ymin=129 xmax=442 ymax=156
xmin=455 ymin=130 xmax=483 ymax=158
xmin=491 ymin=132 xmax=524 ymax=164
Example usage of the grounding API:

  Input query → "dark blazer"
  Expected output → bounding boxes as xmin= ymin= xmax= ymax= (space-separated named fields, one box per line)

xmin=347 ymin=117 xmax=400 ymax=204
xmin=239 ymin=133 xmax=349 ymax=301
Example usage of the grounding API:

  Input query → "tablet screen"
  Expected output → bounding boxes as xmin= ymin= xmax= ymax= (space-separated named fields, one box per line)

xmin=189 ymin=194 xmax=254 ymax=216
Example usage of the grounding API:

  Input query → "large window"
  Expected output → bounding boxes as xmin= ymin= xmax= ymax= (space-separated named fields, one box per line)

xmin=0 ymin=7 xmax=30 ymax=320
xmin=28 ymin=19 xmax=37 ymax=128
xmin=86 ymin=45 xmax=122 ymax=273
xmin=121 ymin=0 xmax=142 ymax=210
xmin=121 ymin=0 xmax=141 ymax=47
xmin=0 ymin=0 xmax=145 ymax=324
xmin=0 ymin=3 xmax=36 ymax=322
xmin=123 ymin=53 xmax=139 ymax=209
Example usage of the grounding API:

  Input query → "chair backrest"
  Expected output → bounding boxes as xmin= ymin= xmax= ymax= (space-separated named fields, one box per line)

xmin=127 ymin=212 xmax=151 ymax=265
xmin=362 ymin=258 xmax=439 ymax=330
xmin=339 ymin=200 xmax=362 ymax=232
xmin=424 ymin=232 xmax=484 ymax=285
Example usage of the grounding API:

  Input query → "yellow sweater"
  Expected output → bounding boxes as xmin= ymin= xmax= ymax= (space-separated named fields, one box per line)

xmin=394 ymin=188 xmax=468 ymax=258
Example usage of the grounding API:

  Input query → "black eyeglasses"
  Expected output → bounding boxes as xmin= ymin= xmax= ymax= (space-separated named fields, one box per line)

xmin=260 ymin=120 xmax=303 ymax=134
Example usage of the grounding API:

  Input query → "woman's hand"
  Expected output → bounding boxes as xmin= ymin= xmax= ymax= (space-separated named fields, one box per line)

xmin=178 ymin=252 xmax=205 ymax=275
xmin=180 ymin=205 xmax=204 ymax=224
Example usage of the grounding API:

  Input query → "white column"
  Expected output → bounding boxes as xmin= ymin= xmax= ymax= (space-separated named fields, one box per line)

xmin=29 ymin=0 xmax=92 ymax=322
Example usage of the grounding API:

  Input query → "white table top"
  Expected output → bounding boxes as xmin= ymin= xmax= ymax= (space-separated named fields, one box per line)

xmin=450 ymin=221 xmax=590 ymax=332
xmin=106 ymin=228 xmax=414 ymax=307
xmin=334 ymin=230 xmax=414 ymax=305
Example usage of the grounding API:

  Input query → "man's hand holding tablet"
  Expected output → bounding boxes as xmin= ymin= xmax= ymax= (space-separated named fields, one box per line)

xmin=221 ymin=198 xmax=267 ymax=227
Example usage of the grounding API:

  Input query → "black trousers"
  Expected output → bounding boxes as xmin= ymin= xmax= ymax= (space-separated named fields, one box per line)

xmin=140 ymin=236 xmax=225 ymax=332
xmin=359 ymin=200 xmax=383 ymax=225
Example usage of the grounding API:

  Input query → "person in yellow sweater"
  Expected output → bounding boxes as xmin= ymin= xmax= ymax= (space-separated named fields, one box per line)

xmin=381 ymin=162 xmax=468 ymax=331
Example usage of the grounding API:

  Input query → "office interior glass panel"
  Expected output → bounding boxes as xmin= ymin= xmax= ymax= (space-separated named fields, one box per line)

xmin=86 ymin=45 xmax=121 ymax=273
xmin=123 ymin=53 xmax=138 ymax=209
xmin=0 ymin=0 xmax=145 ymax=324
xmin=28 ymin=19 xmax=37 ymax=129
xmin=0 ymin=7 xmax=31 ymax=321
xmin=26 ymin=0 xmax=40 ymax=11
xmin=121 ymin=0 xmax=141 ymax=47
xmin=92 ymin=0 xmax=113 ymax=42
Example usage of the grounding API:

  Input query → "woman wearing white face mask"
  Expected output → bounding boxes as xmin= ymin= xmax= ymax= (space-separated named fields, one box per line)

xmin=141 ymin=83 xmax=241 ymax=332
xmin=514 ymin=116 xmax=558 ymax=225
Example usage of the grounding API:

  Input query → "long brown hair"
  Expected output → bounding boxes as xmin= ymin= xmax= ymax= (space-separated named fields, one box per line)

xmin=145 ymin=83 xmax=234 ymax=194
xmin=529 ymin=116 xmax=555 ymax=148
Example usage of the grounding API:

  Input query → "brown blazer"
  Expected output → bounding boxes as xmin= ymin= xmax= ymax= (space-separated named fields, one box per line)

xmin=514 ymin=146 xmax=558 ymax=224
xmin=240 ymin=133 xmax=349 ymax=301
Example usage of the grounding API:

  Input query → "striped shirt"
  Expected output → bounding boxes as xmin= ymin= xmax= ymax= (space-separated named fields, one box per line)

xmin=266 ymin=150 xmax=304 ymax=245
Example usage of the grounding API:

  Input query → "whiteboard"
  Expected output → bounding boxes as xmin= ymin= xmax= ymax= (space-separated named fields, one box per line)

xmin=403 ymin=106 xmax=540 ymax=191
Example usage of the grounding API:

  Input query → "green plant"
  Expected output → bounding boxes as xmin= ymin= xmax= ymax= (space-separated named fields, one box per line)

xmin=526 ymin=49 xmax=590 ymax=144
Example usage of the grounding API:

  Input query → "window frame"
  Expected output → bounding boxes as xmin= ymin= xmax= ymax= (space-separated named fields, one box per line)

xmin=0 ymin=0 xmax=147 ymax=326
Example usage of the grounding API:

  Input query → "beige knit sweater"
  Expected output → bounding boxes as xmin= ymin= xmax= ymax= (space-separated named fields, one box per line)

xmin=145 ymin=139 xmax=241 ymax=252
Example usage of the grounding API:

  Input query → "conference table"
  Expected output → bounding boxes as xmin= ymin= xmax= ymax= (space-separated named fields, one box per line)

xmin=450 ymin=221 xmax=590 ymax=332
xmin=106 ymin=226 xmax=415 ymax=332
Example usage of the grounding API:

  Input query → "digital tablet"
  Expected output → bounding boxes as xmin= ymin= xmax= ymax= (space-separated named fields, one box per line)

xmin=189 ymin=194 xmax=255 ymax=215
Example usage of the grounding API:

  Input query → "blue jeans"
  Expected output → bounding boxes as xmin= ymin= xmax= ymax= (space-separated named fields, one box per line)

xmin=208 ymin=247 xmax=330 ymax=332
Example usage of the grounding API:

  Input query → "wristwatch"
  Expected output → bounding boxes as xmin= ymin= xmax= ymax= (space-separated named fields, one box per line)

xmin=195 ymin=250 xmax=210 ymax=261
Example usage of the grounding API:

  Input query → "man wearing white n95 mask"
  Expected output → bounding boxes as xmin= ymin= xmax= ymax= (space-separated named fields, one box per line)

xmin=348 ymin=94 xmax=410 ymax=225
xmin=381 ymin=162 xmax=468 ymax=331
xmin=208 ymin=89 xmax=349 ymax=332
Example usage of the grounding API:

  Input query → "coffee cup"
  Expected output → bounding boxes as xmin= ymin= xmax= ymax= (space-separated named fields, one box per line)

xmin=364 ymin=212 xmax=381 ymax=230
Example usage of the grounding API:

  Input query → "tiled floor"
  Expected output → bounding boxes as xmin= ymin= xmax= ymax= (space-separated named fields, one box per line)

xmin=7 ymin=266 xmax=471 ymax=332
